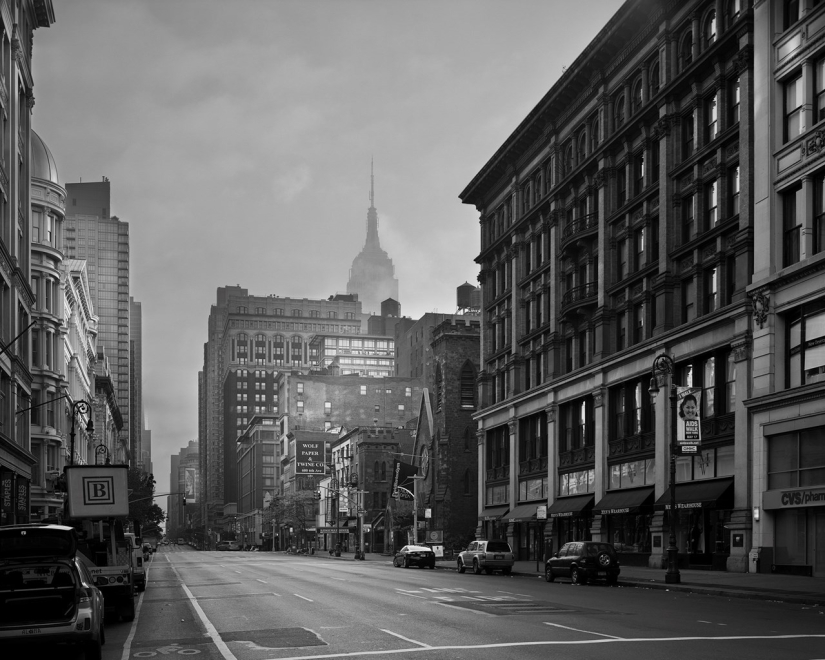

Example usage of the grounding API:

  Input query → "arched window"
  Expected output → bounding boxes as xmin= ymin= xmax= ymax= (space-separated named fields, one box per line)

xmin=578 ymin=132 xmax=587 ymax=162
xmin=374 ymin=461 xmax=379 ymax=480
xmin=681 ymin=30 xmax=693 ymax=70
xmin=615 ymin=95 xmax=626 ymax=127
xmin=704 ymin=10 xmax=717 ymax=47
xmin=564 ymin=143 xmax=574 ymax=175
xmin=460 ymin=361 xmax=476 ymax=409
xmin=631 ymin=79 xmax=643 ymax=114
xmin=650 ymin=62 xmax=660 ymax=97
xmin=381 ymin=462 xmax=386 ymax=480
xmin=590 ymin=116 xmax=600 ymax=152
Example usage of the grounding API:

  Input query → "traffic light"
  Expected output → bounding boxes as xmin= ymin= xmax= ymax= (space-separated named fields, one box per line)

xmin=182 ymin=494 xmax=186 ymax=507
xmin=314 ymin=491 xmax=321 ymax=500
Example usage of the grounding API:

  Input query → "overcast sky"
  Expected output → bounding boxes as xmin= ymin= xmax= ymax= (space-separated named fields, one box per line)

xmin=32 ymin=0 xmax=624 ymax=511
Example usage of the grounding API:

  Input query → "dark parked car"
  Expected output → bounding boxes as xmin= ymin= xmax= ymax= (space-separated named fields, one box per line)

xmin=0 ymin=524 xmax=106 ymax=660
xmin=545 ymin=541 xmax=621 ymax=585
xmin=393 ymin=545 xmax=436 ymax=569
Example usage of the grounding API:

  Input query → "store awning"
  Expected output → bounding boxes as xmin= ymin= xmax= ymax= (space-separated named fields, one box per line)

xmin=505 ymin=503 xmax=540 ymax=522
xmin=593 ymin=487 xmax=655 ymax=515
xmin=654 ymin=478 xmax=734 ymax=511
xmin=478 ymin=506 xmax=508 ymax=521
xmin=546 ymin=494 xmax=594 ymax=518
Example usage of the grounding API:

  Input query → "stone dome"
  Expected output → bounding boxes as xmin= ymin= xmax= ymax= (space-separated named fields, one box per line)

xmin=31 ymin=130 xmax=60 ymax=185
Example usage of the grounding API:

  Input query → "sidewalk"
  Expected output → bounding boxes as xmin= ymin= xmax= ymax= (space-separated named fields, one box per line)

xmin=311 ymin=551 xmax=825 ymax=606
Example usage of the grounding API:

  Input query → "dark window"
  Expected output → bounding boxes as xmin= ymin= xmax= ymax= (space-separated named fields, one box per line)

xmin=815 ymin=172 xmax=825 ymax=255
xmin=705 ymin=93 xmax=718 ymax=143
xmin=729 ymin=166 xmax=740 ymax=217
xmin=615 ymin=95 xmax=625 ymax=127
xmin=768 ymin=428 xmax=825 ymax=489
xmin=682 ymin=278 xmax=695 ymax=324
xmin=680 ymin=30 xmax=693 ymax=70
xmin=787 ymin=300 xmax=825 ymax=388
xmin=783 ymin=184 xmax=803 ymax=266
xmin=634 ymin=227 xmax=645 ymax=271
xmin=611 ymin=379 xmax=653 ymax=439
xmin=650 ymin=62 xmax=660 ymax=96
xmin=784 ymin=0 xmax=801 ymax=31
xmin=705 ymin=266 xmax=718 ymax=315
xmin=683 ymin=194 xmax=695 ymax=243
xmin=617 ymin=311 xmax=627 ymax=351
xmin=683 ymin=110 xmax=695 ymax=159
xmin=617 ymin=238 xmax=627 ymax=280
xmin=631 ymin=80 xmax=643 ymax=114
xmin=460 ymin=361 xmax=476 ymax=408
xmin=617 ymin=169 xmax=626 ymax=207
xmin=633 ymin=302 xmax=645 ymax=344
xmin=705 ymin=179 xmax=718 ymax=230
xmin=560 ymin=398 xmax=593 ymax=452
xmin=634 ymin=153 xmax=645 ymax=195
xmin=729 ymin=77 xmax=740 ymax=125
xmin=785 ymin=74 xmax=803 ymax=143
xmin=704 ymin=10 xmax=717 ymax=47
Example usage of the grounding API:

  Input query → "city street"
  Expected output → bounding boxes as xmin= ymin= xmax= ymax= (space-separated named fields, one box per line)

xmin=82 ymin=546 xmax=825 ymax=660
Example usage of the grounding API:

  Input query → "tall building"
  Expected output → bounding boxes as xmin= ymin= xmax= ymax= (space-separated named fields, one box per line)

xmin=64 ymin=181 xmax=131 ymax=461
xmin=461 ymin=0 xmax=756 ymax=571
xmin=130 ymin=297 xmax=144 ymax=468
xmin=748 ymin=0 xmax=825 ymax=577
xmin=200 ymin=286 xmax=362 ymax=536
xmin=0 ymin=2 xmax=56 ymax=526
xmin=168 ymin=440 xmax=198 ymax=542
xmin=346 ymin=166 xmax=399 ymax=315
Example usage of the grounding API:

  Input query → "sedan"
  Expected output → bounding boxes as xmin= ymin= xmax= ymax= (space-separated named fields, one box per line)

xmin=393 ymin=545 xmax=436 ymax=569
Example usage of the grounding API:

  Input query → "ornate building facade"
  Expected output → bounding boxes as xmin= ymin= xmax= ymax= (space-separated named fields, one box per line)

xmin=462 ymin=0 xmax=756 ymax=571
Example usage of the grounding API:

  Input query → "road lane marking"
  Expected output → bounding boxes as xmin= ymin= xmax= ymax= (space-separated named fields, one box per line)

xmin=380 ymin=629 xmax=431 ymax=648
xmin=120 ymin=588 xmax=145 ymax=660
xmin=497 ymin=590 xmax=532 ymax=597
xmin=331 ymin=577 xmax=347 ymax=581
xmin=256 ymin=579 xmax=268 ymax=583
xmin=268 ymin=634 xmax=825 ymax=660
xmin=169 ymin=563 xmax=237 ymax=660
xmin=295 ymin=594 xmax=314 ymax=602
xmin=544 ymin=622 xmax=623 ymax=639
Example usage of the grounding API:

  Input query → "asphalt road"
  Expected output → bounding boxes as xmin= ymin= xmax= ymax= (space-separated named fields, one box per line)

xmin=52 ymin=544 xmax=825 ymax=659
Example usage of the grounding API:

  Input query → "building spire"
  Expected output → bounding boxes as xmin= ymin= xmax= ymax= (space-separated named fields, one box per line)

xmin=366 ymin=158 xmax=379 ymax=247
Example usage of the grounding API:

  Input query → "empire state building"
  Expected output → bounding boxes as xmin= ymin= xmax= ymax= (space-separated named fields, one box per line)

xmin=346 ymin=165 xmax=399 ymax=315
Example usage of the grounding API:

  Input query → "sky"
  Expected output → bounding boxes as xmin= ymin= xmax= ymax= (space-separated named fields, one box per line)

xmin=32 ymin=0 xmax=625 ymax=510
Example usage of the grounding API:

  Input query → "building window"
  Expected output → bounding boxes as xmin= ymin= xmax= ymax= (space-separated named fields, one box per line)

xmin=324 ymin=401 xmax=331 ymax=414
xmin=768 ymin=428 xmax=825 ymax=489
xmin=297 ymin=400 xmax=304 ymax=413
xmin=633 ymin=302 xmax=645 ymax=344
xmin=633 ymin=153 xmax=644 ymax=195
xmin=611 ymin=378 xmax=653 ymax=439
xmin=729 ymin=166 xmax=740 ymax=217
xmin=683 ymin=194 xmax=695 ymax=243
xmin=726 ymin=0 xmax=742 ymax=28
xmin=704 ymin=10 xmax=717 ymax=47
xmin=683 ymin=110 xmax=695 ymax=159
xmin=590 ymin=116 xmax=600 ymax=152
xmin=783 ymin=184 xmax=803 ymax=266
xmin=784 ymin=0 xmax=801 ymax=31
xmin=617 ymin=238 xmax=627 ymax=280
xmin=815 ymin=172 xmax=825 ymax=255
xmin=360 ymin=385 xmax=367 ymax=395
xmin=787 ymin=300 xmax=825 ymax=388
xmin=682 ymin=278 xmax=695 ymax=323
xmin=705 ymin=266 xmax=718 ymax=315
xmin=397 ymin=404 xmax=405 ymax=414
xmin=310 ymin=310 xmax=320 ymax=318
xmin=615 ymin=95 xmax=625 ymax=127
xmin=729 ymin=76 xmax=740 ymax=125
xmin=617 ymin=169 xmax=626 ymax=207
xmin=460 ymin=362 xmax=476 ymax=408
xmin=405 ymin=387 xmax=412 ymax=397
xmin=631 ymin=79 xmax=643 ymax=115
xmin=560 ymin=398 xmax=592 ymax=452
xmin=650 ymin=62 xmax=660 ymax=96
xmin=784 ymin=74 xmax=804 ymax=143
xmin=297 ymin=382 xmax=304 ymax=394
xmin=705 ymin=179 xmax=718 ymax=229
xmin=374 ymin=404 xmax=380 ymax=413
xmin=634 ymin=227 xmax=645 ymax=270
xmin=680 ymin=30 xmax=693 ymax=70
xmin=705 ymin=92 xmax=718 ymax=143
xmin=617 ymin=311 xmax=627 ymax=351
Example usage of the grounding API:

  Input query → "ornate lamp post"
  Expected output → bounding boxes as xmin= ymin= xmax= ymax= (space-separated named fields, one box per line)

xmin=648 ymin=353 xmax=681 ymax=584
xmin=69 ymin=400 xmax=94 ymax=466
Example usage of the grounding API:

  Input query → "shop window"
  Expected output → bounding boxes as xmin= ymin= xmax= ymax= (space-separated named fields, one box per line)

xmin=608 ymin=459 xmax=655 ymax=489
xmin=768 ymin=428 xmax=825 ymax=488
xmin=676 ymin=445 xmax=735 ymax=482
xmin=558 ymin=468 xmax=595 ymax=496
xmin=787 ymin=300 xmax=825 ymax=388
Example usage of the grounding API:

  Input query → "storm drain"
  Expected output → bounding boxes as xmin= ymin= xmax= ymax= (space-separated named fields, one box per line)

xmin=220 ymin=628 xmax=326 ymax=649
xmin=440 ymin=600 xmax=578 ymax=616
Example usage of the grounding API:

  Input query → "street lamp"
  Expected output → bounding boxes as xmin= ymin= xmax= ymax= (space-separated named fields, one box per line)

xmin=69 ymin=400 xmax=94 ymax=466
xmin=648 ymin=353 xmax=680 ymax=584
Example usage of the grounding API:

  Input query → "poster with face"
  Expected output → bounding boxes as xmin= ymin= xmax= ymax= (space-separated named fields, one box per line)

xmin=676 ymin=386 xmax=702 ymax=451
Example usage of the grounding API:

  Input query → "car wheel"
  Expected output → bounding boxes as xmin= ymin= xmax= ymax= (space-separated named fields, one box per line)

xmin=545 ymin=567 xmax=555 ymax=582
xmin=457 ymin=559 xmax=466 ymax=574
xmin=571 ymin=567 xmax=586 ymax=585
xmin=403 ymin=557 xmax=410 ymax=569
xmin=84 ymin=638 xmax=103 ymax=660
xmin=473 ymin=559 xmax=482 ymax=575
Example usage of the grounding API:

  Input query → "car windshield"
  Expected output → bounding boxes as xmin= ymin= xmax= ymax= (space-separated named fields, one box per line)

xmin=586 ymin=543 xmax=617 ymax=557
xmin=486 ymin=541 xmax=510 ymax=552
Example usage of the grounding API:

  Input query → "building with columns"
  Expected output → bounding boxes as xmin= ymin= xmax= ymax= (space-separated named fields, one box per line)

xmin=461 ymin=0 xmax=756 ymax=571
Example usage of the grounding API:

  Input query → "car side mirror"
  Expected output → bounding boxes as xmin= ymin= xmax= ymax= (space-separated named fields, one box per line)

xmin=553 ymin=552 xmax=559 ymax=558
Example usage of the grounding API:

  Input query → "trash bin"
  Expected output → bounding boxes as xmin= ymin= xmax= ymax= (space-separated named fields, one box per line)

xmin=748 ymin=548 xmax=760 ymax=574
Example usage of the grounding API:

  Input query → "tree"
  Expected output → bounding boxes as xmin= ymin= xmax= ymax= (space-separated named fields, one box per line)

xmin=126 ymin=468 xmax=166 ymax=533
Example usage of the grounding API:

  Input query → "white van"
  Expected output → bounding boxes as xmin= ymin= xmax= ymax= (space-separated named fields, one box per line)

xmin=124 ymin=532 xmax=146 ymax=592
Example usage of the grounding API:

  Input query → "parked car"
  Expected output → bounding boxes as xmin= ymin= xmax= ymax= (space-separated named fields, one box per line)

xmin=177 ymin=538 xmax=186 ymax=545
xmin=545 ymin=541 xmax=621 ymax=585
xmin=393 ymin=545 xmax=436 ymax=569
xmin=124 ymin=533 xmax=145 ymax=593
xmin=457 ymin=540 xmax=514 ymax=575
xmin=0 ymin=524 xmax=106 ymax=660
xmin=216 ymin=541 xmax=241 ymax=551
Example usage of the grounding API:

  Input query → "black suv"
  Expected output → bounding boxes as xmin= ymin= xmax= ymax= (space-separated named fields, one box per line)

xmin=545 ymin=541 xmax=620 ymax=585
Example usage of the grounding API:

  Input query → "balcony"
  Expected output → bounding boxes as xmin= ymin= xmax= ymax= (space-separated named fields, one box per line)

xmin=560 ymin=282 xmax=598 ymax=317
xmin=519 ymin=456 xmax=548 ymax=476
xmin=485 ymin=464 xmax=510 ymax=482
xmin=561 ymin=213 xmax=599 ymax=251
xmin=608 ymin=431 xmax=655 ymax=458
xmin=558 ymin=446 xmax=595 ymax=468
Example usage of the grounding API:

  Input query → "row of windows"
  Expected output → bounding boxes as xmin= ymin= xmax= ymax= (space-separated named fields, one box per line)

xmin=237 ymin=306 xmax=357 ymax=320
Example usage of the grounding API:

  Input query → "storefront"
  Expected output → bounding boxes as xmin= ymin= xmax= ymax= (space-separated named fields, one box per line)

xmin=593 ymin=486 xmax=654 ymax=565
xmin=654 ymin=477 xmax=733 ymax=568
xmin=506 ymin=503 xmax=544 ymax=561
xmin=478 ymin=505 xmax=508 ymax=542
xmin=546 ymin=494 xmax=594 ymax=556
xmin=762 ymin=485 xmax=825 ymax=577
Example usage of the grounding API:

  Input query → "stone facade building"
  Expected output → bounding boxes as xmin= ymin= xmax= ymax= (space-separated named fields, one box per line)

xmin=461 ymin=0 xmax=756 ymax=570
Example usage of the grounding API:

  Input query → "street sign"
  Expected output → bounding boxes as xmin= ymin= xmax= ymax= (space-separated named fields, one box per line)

xmin=536 ymin=505 xmax=547 ymax=520
xmin=357 ymin=508 xmax=366 ymax=515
